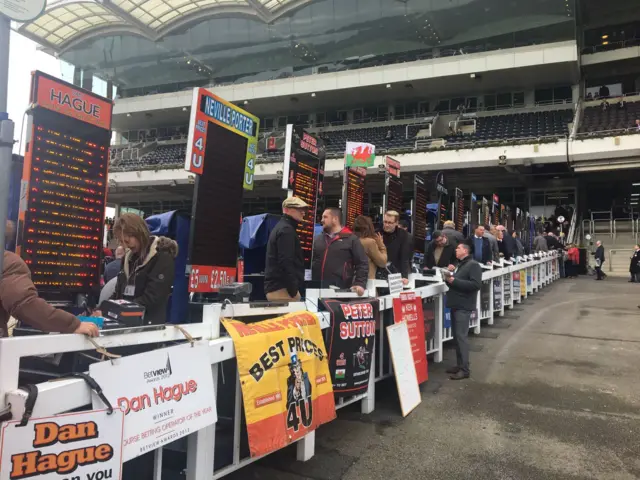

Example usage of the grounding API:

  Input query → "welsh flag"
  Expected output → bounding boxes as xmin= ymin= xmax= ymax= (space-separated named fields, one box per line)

xmin=345 ymin=142 xmax=375 ymax=167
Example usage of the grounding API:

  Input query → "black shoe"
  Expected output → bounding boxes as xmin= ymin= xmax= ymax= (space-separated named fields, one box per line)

xmin=449 ymin=371 xmax=470 ymax=380
xmin=446 ymin=366 xmax=460 ymax=374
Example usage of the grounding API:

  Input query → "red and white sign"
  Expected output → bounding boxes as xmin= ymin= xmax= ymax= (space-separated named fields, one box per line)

xmin=392 ymin=292 xmax=428 ymax=384
xmin=188 ymin=265 xmax=237 ymax=293
xmin=386 ymin=156 xmax=401 ymax=178
xmin=89 ymin=343 xmax=217 ymax=462
xmin=0 ymin=409 xmax=124 ymax=480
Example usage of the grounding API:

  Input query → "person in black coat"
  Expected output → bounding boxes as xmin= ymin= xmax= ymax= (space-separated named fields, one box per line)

xmin=593 ymin=241 xmax=606 ymax=280
xmin=381 ymin=210 xmax=413 ymax=284
xmin=110 ymin=213 xmax=177 ymax=325
xmin=444 ymin=242 xmax=482 ymax=380
xmin=629 ymin=245 xmax=640 ymax=282
xmin=424 ymin=230 xmax=457 ymax=269
xmin=469 ymin=225 xmax=492 ymax=264
xmin=496 ymin=226 xmax=514 ymax=260
xmin=264 ymin=197 xmax=308 ymax=301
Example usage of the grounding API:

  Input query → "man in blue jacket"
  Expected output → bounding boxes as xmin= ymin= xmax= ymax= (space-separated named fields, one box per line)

xmin=444 ymin=242 xmax=482 ymax=380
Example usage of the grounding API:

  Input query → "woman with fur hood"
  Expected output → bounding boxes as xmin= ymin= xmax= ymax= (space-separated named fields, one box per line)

xmin=109 ymin=213 xmax=178 ymax=325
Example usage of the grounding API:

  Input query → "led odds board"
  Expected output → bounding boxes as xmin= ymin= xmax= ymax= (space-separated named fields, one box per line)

xmin=185 ymin=89 xmax=259 ymax=292
xmin=17 ymin=71 xmax=112 ymax=293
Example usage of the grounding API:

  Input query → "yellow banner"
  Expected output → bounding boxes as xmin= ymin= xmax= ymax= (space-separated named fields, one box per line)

xmin=223 ymin=312 xmax=336 ymax=457
xmin=520 ymin=271 xmax=526 ymax=296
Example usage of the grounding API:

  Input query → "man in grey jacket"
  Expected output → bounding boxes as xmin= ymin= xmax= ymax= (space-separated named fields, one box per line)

xmin=533 ymin=231 xmax=549 ymax=252
xmin=483 ymin=224 xmax=499 ymax=262
xmin=442 ymin=220 xmax=465 ymax=248
xmin=444 ymin=242 xmax=482 ymax=380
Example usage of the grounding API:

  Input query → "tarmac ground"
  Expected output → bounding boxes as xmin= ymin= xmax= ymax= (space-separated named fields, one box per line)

xmin=226 ymin=275 xmax=640 ymax=480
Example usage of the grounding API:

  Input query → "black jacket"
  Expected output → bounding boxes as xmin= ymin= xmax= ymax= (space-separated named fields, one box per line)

xmin=111 ymin=236 xmax=177 ymax=325
xmin=594 ymin=245 xmax=605 ymax=264
xmin=382 ymin=227 xmax=412 ymax=278
xmin=630 ymin=250 xmax=640 ymax=274
xmin=446 ymin=255 xmax=482 ymax=311
xmin=498 ymin=238 xmax=513 ymax=260
xmin=264 ymin=215 xmax=305 ymax=297
xmin=424 ymin=239 xmax=457 ymax=269
xmin=546 ymin=235 xmax=562 ymax=250
xmin=469 ymin=236 xmax=492 ymax=264
xmin=311 ymin=229 xmax=369 ymax=289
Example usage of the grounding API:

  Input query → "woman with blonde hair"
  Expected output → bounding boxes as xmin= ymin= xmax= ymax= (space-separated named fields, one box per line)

xmin=109 ymin=213 xmax=178 ymax=325
xmin=353 ymin=215 xmax=387 ymax=279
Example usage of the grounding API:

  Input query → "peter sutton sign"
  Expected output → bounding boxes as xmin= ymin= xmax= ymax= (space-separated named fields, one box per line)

xmin=0 ymin=409 xmax=124 ymax=480
xmin=89 ymin=343 xmax=216 ymax=462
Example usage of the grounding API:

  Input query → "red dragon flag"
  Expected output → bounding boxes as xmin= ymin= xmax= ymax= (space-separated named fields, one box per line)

xmin=345 ymin=142 xmax=376 ymax=167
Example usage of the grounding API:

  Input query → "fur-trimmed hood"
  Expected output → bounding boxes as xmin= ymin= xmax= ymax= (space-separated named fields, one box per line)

xmin=123 ymin=236 xmax=178 ymax=276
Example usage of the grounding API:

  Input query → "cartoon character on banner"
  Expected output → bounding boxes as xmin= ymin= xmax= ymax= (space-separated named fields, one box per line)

xmin=287 ymin=347 xmax=312 ymax=407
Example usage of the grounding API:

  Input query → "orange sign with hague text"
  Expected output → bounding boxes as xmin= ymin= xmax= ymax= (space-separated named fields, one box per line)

xmin=35 ymin=74 xmax=113 ymax=130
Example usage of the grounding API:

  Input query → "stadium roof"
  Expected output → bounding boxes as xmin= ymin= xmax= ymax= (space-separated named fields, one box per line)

xmin=17 ymin=0 xmax=309 ymax=53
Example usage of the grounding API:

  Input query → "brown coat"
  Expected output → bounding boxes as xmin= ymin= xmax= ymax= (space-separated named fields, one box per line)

xmin=359 ymin=237 xmax=388 ymax=279
xmin=0 ymin=252 xmax=80 ymax=337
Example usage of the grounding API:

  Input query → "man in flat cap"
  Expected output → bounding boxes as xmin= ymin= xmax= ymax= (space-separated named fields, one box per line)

xmin=264 ymin=197 xmax=309 ymax=301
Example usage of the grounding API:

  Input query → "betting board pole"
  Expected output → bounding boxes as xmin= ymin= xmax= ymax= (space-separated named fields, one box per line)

xmin=0 ymin=14 xmax=14 ymax=279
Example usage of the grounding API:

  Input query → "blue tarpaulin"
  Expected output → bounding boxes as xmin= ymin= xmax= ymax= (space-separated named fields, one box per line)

xmin=240 ymin=214 xmax=280 ymax=275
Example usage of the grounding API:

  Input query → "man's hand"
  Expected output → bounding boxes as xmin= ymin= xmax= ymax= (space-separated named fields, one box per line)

xmin=351 ymin=286 xmax=365 ymax=296
xmin=447 ymin=264 xmax=455 ymax=271
xmin=74 ymin=322 xmax=99 ymax=337
xmin=445 ymin=275 xmax=454 ymax=284
xmin=402 ymin=278 xmax=409 ymax=286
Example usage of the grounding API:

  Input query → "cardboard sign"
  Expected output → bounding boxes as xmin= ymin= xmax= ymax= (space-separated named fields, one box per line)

xmin=503 ymin=274 xmax=512 ymax=304
xmin=493 ymin=278 xmax=502 ymax=311
xmin=0 ymin=409 xmax=124 ymax=480
xmin=392 ymin=292 xmax=428 ymax=384
xmin=520 ymin=271 xmax=527 ymax=296
xmin=321 ymin=299 xmax=378 ymax=398
xmin=223 ymin=312 xmax=336 ymax=457
xmin=386 ymin=322 xmax=421 ymax=417
xmin=89 ymin=343 xmax=216 ymax=462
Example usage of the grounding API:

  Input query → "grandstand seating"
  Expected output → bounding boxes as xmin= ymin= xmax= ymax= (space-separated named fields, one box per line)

xmin=111 ymin=144 xmax=186 ymax=171
xmin=445 ymin=110 xmax=573 ymax=146
xmin=578 ymin=100 xmax=640 ymax=134
xmin=321 ymin=124 xmax=422 ymax=156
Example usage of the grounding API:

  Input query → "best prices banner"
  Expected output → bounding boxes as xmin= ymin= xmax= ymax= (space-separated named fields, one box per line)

xmin=321 ymin=298 xmax=379 ymax=398
xmin=393 ymin=292 xmax=428 ymax=384
xmin=89 ymin=343 xmax=217 ymax=462
xmin=0 ymin=409 xmax=124 ymax=480
xmin=223 ymin=312 xmax=336 ymax=457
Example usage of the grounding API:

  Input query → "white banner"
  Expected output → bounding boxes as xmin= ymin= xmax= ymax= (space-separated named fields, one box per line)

xmin=0 ymin=409 xmax=124 ymax=480
xmin=89 ymin=342 xmax=217 ymax=462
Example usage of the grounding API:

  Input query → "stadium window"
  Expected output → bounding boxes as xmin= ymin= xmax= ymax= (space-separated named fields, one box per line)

xmin=450 ymin=98 xmax=465 ymax=111
xmin=418 ymin=101 xmax=430 ymax=114
xmin=434 ymin=100 xmax=449 ymax=113
xmin=496 ymin=92 xmax=512 ymax=109
xmin=466 ymin=97 xmax=478 ymax=112
xmin=553 ymin=86 xmax=572 ymax=102
xmin=395 ymin=104 xmax=406 ymax=119
xmin=534 ymin=88 xmax=553 ymax=104
xmin=363 ymin=106 xmax=376 ymax=120
xmin=287 ymin=115 xmax=297 ymax=124
xmin=405 ymin=102 xmax=418 ymax=116
xmin=316 ymin=112 xmax=326 ymax=125
xmin=353 ymin=109 xmax=363 ymax=123
xmin=377 ymin=106 xmax=389 ymax=121
xmin=484 ymin=94 xmax=496 ymax=111
xmin=299 ymin=114 xmax=309 ymax=125
xmin=513 ymin=92 xmax=525 ymax=107
xmin=278 ymin=117 xmax=287 ymax=128
xmin=264 ymin=118 xmax=274 ymax=130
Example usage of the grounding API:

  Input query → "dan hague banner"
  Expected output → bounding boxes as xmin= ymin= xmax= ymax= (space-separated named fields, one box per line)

xmin=90 ymin=343 xmax=216 ymax=462
xmin=0 ymin=409 xmax=124 ymax=480
xmin=223 ymin=312 xmax=336 ymax=457
xmin=321 ymin=298 xmax=379 ymax=398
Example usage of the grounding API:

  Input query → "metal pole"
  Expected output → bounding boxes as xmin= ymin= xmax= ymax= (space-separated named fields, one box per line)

xmin=0 ymin=14 xmax=14 ymax=278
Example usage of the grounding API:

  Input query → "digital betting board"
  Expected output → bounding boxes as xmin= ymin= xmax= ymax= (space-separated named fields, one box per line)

xmin=343 ymin=167 xmax=366 ymax=228
xmin=185 ymin=89 xmax=259 ymax=292
xmin=283 ymin=125 xmax=326 ymax=277
xmin=384 ymin=156 xmax=402 ymax=214
xmin=412 ymin=175 xmax=427 ymax=253
xmin=17 ymin=72 xmax=112 ymax=294
xmin=455 ymin=188 xmax=464 ymax=232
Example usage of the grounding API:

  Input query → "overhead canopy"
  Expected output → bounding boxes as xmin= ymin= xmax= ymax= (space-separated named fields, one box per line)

xmin=17 ymin=0 xmax=308 ymax=52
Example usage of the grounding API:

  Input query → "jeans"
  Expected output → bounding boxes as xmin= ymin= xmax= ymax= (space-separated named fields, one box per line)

xmin=450 ymin=308 xmax=471 ymax=375
xmin=595 ymin=266 xmax=604 ymax=280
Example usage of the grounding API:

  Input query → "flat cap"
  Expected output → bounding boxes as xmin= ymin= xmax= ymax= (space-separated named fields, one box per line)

xmin=283 ymin=196 xmax=310 ymax=209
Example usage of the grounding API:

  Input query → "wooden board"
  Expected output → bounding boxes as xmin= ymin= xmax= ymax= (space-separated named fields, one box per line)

xmin=386 ymin=322 xmax=421 ymax=417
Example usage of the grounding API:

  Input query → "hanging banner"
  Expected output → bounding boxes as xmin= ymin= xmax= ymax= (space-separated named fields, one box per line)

xmin=392 ymin=292 xmax=428 ymax=384
xmin=513 ymin=271 xmax=521 ymax=298
xmin=480 ymin=280 xmax=491 ymax=316
xmin=89 ymin=343 xmax=217 ymax=462
xmin=422 ymin=296 xmax=436 ymax=344
xmin=493 ymin=278 xmax=502 ymax=311
xmin=0 ymin=409 xmax=124 ymax=480
xmin=503 ymin=274 xmax=512 ymax=304
xmin=223 ymin=312 xmax=336 ymax=457
xmin=321 ymin=299 xmax=379 ymax=398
